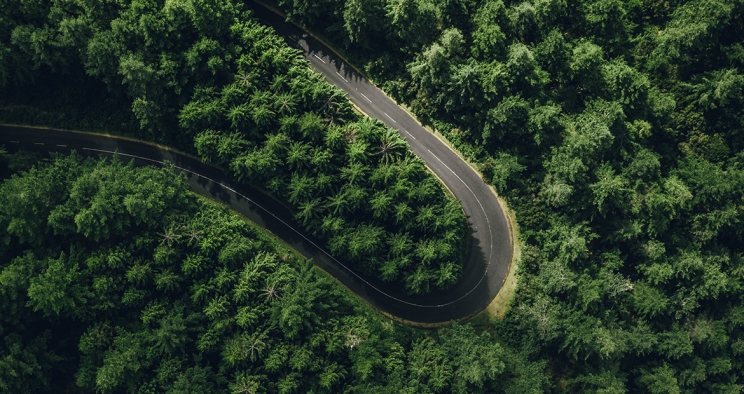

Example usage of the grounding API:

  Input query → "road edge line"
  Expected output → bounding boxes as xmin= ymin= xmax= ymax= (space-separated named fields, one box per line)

xmin=251 ymin=0 xmax=372 ymax=80
xmin=0 ymin=123 xmax=202 ymax=161
xmin=250 ymin=1 xmax=521 ymax=319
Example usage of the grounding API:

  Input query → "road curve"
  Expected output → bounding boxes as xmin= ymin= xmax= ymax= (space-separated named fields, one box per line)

xmin=247 ymin=3 xmax=514 ymax=320
xmin=0 ymin=13 xmax=512 ymax=323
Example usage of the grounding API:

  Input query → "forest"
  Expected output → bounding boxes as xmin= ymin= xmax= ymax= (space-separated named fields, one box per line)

xmin=2 ymin=0 xmax=744 ymax=392
xmin=0 ymin=0 xmax=468 ymax=294
xmin=0 ymin=154 xmax=539 ymax=393
xmin=274 ymin=0 xmax=744 ymax=392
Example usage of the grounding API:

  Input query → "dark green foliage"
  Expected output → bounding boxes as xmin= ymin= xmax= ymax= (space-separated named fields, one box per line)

xmin=0 ymin=0 xmax=468 ymax=293
xmin=177 ymin=26 xmax=467 ymax=293
xmin=277 ymin=0 xmax=744 ymax=390
xmin=4 ymin=0 xmax=744 ymax=389
xmin=0 ymin=156 xmax=519 ymax=393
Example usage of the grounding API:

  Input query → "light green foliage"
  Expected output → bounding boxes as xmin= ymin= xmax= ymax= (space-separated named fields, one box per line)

xmin=271 ymin=0 xmax=744 ymax=389
xmin=0 ymin=0 xmax=468 ymax=293
xmin=439 ymin=323 xmax=506 ymax=393
xmin=182 ymin=48 xmax=467 ymax=292
xmin=471 ymin=0 xmax=508 ymax=60
xmin=4 ymin=0 xmax=744 ymax=389
xmin=0 ymin=157 xmax=512 ymax=393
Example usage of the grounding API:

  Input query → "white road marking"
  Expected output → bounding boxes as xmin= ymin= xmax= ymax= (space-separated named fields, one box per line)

xmin=72 ymin=122 xmax=493 ymax=308
xmin=8 ymin=88 xmax=500 ymax=311
xmin=335 ymin=71 xmax=348 ymax=82
xmin=427 ymin=149 xmax=493 ymax=274
xmin=78 ymin=146 xmax=472 ymax=308
xmin=56 ymin=145 xmax=67 ymax=148
xmin=384 ymin=113 xmax=397 ymax=123
xmin=266 ymin=21 xmax=498 ymax=308
xmin=9 ymin=141 xmax=19 ymax=143
xmin=313 ymin=54 xmax=326 ymax=63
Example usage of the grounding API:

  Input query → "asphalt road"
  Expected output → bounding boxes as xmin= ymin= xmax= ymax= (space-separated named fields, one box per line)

xmin=0 ymin=5 xmax=512 ymax=324
xmin=246 ymin=3 xmax=514 ymax=320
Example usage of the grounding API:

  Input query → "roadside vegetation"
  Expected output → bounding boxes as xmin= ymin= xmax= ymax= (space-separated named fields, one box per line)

xmin=0 ymin=154 xmax=539 ymax=393
xmin=0 ymin=0 xmax=467 ymax=293
xmin=3 ymin=0 xmax=744 ymax=391
xmin=272 ymin=0 xmax=744 ymax=391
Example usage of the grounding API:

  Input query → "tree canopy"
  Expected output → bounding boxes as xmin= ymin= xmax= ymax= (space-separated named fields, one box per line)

xmin=3 ymin=0 xmax=744 ymax=390
xmin=0 ymin=0 xmax=468 ymax=293
xmin=274 ymin=0 xmax=744 ymax=391
xmin=0 ymin=155 xmax=536 ymax=393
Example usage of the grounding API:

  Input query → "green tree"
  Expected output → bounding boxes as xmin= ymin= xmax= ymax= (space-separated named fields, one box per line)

xmin=343 ymin=0 xmax=386 ymax=48
xmin=439 ymin=323 xmax=505 ymax=393
xmin=386 ymin=0 xmax=439 ymax=52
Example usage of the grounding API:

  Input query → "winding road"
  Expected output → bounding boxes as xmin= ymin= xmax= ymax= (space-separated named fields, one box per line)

xmin=0 ymin=3 xmax=513 ymax=324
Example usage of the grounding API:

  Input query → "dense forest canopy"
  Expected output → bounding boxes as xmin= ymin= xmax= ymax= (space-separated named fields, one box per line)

xmin=272 ymin=0 xmax=744 ymax=392
xmin=0 ymin=154 xmax=541 ymax=393
xmin=2 ymin=0 xmax=744 ymax=391
xmin=0 ymin=0 xmax=468 ymax=293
